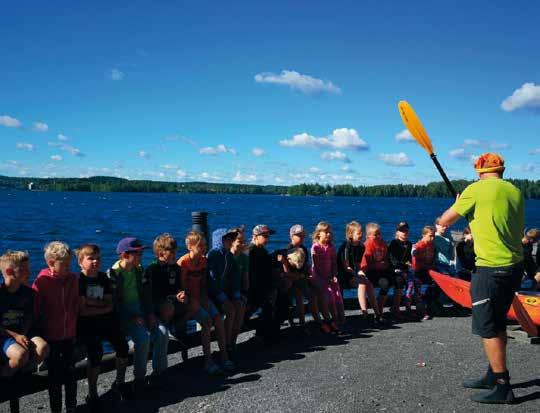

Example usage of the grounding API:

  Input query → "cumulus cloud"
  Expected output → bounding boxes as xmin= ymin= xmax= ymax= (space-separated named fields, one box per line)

xmin=233 ymin=171 xmax=257 ymax=183
xmin=16 ymin=142 xmax=34 ymax=151
xmin=108 ymin=68 xmax=125 ymax=81
xmin=50 ymin=155 xmax=63 ymax=161
xmin=48 ymin=141 xmax=84 ymax=157
xmin=280 ymin=128 xmax=368 ymax=150
xmin=501 ymin=82 xmax=540 ymax=112
xmin=395 ymin=129 xmax=414 ymax=142
xmin=199 ymin=144 xmax=237 ymax=155
xmin=308 ymin=167 xmax=321 ymax=173
xmin=341 ymin=165 xmax=355 ymax=172
xmin=176 ymin=169 xmax=187 ymax=178
xmin=199 ymin=172 xmax=222 ymax=181
xmin=379 ymin=152 xmax=414 ymax=167
xmin=321 ymin=150 xmax=351 ymax=163
xmin=251 ymin=148 xmax=265 ymax=157
xmin=0 ymin=115 xmax=22 ymax=128
xmin=32 ymin=122 xmax=48 ymax=132
xmin=57 ymin=134 xmax=69 ymax=141
xmin=138 ymin=150 xmax=150 ymax=159
xmin=254 ymin=70 xmax=341 ymax=95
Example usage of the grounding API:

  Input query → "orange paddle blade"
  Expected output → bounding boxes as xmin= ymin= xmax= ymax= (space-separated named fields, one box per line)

xmin=398 ymin=101 xmax=434 ymax=155
xmin=429 ymin=270 xmax=472 ymax=308
xmin=510 ymin=294 xmax=539 ymax=337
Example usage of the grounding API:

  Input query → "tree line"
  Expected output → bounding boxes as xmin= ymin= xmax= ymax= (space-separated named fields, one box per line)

xmin=1 ymin=175 xmax=539 ymax=199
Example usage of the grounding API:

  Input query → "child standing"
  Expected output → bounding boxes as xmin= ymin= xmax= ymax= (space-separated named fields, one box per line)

xmin=387 ymin=222 xmax=412 ymax=319
xmin=434 ymin=217 xmax=456 ymax=275
xmin=456 ymin=227 xmax=476 ymax=281
xmin=360 ymin=223 xmax=394 ymax=318
xmin=412 ymin=226 xmax=436 ymax=320
xmin=311 ymin=222 xmax=344 ymax=330
xmin=32 ymin=242 xmax=79 ymax=413
xmin=178 ymin=231 xmax=233 ymax=374
xmin=108 ymin=237 xmax=169 ymax=392
xmin=0 ymin=251 xmax=48 ymax=377
xmin=76 ymin=244 xmax=129 ymax=410
xmin=337 ymin=221 xmax=382 ymax=323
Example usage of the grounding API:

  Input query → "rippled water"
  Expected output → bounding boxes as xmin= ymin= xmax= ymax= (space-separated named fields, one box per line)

xmin=1 ymin=190 xmax=539 ymax=282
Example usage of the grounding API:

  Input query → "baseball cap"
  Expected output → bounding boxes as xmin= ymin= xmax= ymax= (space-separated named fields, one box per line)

xmin=223 ymin=228 xmax=239 ymax=240
xmin=474 ymin=153 xmax=505 ymax=174
xmin=289 ymin=224 xmax=305 ymax=237
xmin=252 ymin=224 xmax=276 ymax=236
xmin=116 ymin=237 xmax=148 ymax=254
xmin=396 ymin=222 xmax=410 ymax=232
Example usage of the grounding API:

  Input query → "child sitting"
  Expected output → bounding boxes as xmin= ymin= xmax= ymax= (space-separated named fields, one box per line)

xmin=228 ymin=228 xmax=248 ymax=351
xmin=178 ymin=231 xmax=233 ymax=374
xmin=337 ymin=221 xmax=382 ymax=324
xmin=311 ymin=221 xmax=344 ymax=331
xmin=388 ymin=222 xmax=412 ymax=319
xmin=76 ymin=244 xmax=129 ymax=410
xmin=108 ymin=237 xmax=169 ymax=393
xmin=522 ymin=228 xmax=539 ymax=289
xmin=0 ymin=251 xmax=48 ymax=377
xmin=434 ymin=217 xmax=456 ymax=276
xmin=412 ymin=226 xmax=436 ymax=321
xmin=32 ymin=242 xmax=79 ymax=413
xmin=456 ymin=227 xmax=476 ymax=281
xmin=360 ymin=223 xmax=396 ymax=318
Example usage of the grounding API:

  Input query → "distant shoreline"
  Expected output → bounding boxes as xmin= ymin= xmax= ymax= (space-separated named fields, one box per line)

xmin=1 ymin=175 xmax=539 ymax=199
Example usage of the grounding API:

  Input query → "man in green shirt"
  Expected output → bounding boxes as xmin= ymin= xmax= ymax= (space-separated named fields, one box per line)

xmin=439 ymin=153 xmax=524 ymax=405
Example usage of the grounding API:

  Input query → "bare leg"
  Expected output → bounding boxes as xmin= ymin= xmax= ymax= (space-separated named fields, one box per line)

xmin=482 ymin=333 xmax=508 ymax=373
xmin=200 ymin=319 xmax=213 ymax=367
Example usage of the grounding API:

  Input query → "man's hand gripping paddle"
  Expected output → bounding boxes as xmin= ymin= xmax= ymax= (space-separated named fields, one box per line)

xmin=398 ymin=101 xmax=457 ymax=198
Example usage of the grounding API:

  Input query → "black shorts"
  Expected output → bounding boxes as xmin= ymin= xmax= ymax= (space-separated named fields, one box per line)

xmin=78 ymin=314 xmax=129 ymax=367
xmin=471 ymin=263 xmax=523 ymax=338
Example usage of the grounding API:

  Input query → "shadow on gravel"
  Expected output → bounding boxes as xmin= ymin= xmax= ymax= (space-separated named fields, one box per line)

xmin=513 ymin=379 xmax=540 ymax=404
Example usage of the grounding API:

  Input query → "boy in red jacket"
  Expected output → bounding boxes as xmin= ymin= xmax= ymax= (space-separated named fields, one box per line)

xmin=412 ymin=226 xmax=436 ymax=321
xmin=33 ymin=241 xmax=79 ymax=413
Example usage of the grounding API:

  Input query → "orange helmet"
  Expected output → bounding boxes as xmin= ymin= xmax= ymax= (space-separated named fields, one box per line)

xmin=474 ymin=153 xmax=505 ymax=174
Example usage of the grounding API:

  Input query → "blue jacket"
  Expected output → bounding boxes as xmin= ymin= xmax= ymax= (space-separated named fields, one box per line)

xmin=207 ymin=228 xmax=241 ymax=303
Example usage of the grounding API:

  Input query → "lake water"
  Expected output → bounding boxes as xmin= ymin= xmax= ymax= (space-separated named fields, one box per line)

xmin=1 ymin=190 xmax=539 ymax=282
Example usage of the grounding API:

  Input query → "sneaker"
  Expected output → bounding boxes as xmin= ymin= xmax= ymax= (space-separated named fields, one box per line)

xmin=204 ymin=362 xmax=224 ymax=376
xmin=85 ymin=395 xmax=101 ymax=413
xmin=421 ymin=314 xmax=432 ymax=321
xmin=222 ymin=359 xmax=236 ymax=372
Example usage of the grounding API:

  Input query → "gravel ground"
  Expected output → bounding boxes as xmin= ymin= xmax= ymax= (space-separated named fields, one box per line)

xmin=7 ymin=312 xmax=540 ymax=413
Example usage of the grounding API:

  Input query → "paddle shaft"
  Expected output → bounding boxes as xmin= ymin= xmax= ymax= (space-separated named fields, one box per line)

xmin=430 ymin=154 xmax=457 ymax=198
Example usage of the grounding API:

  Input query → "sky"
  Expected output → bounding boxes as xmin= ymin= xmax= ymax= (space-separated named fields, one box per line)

xmin=1 ymin=0 xmax=539 ymax=186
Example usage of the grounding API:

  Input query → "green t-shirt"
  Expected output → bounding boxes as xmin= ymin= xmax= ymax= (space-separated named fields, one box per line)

xmin=451 ymin=178 xmax=524 ymax=267
xmin=122 ymin=268 xmax=140 ymax=304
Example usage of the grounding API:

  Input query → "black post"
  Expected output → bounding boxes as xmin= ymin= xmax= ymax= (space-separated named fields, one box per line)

xmin=191 ymin=211 xmax=209 ymax=246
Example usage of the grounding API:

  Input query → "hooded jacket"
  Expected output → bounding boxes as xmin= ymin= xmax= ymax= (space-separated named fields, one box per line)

xmin=32 ymin=268 xmax=79 ymax=341
xmin=207 ymin=228 xmax=240 ymax=304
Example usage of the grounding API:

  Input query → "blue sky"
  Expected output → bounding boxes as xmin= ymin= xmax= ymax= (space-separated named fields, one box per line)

xmin=1 ymin=0 xmax=539 ymax=186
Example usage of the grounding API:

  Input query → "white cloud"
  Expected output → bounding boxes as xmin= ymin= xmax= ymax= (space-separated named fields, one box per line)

xmin=57 ymin=134 xmax=69 ymax=141
xmin=0 ymin=115 xmax=22 ymax=128
xmin=176 ymin=169 xmax=187 ymax=178
xmin=308 ymin=167 xmax=320 ymax=173
xmin=199 ymin=144 xmax=237 ymax=155
xmin=379 ymin=152 xmax=414 ymax=166
xmin=251 ymin=148 xmax=265 ymax=157
xmin=254 ymin=70 xmax=341 ymax=95
xmin=233 ymin=171 xmax=257 ymax=183
xmin=501 ymin=82 xmax=540 ymax=112
xmin=321 ymin=150 xmax=351 ymax=163
xmin=462 ymin=139 xmax=509 ymax=150
xmin=199 ymin=172 xmax=222 ymax=181
xmin=48 ymin=141 xmax=84 ymax=157
xmin=280 ymin=128 xmax=368 ymax=150
xmin=32 ymin=122 xmax=48 ymax=132
xmin=50 ymin=155 xmax=63 ymax=161
xmin=138 ymin=150 xmax=150 ymax=159
xmin=449 ymin=148 xmax=468 ymax=160
xmin=341 ymin=165 xmax=355 ymax=172
xmin=160 ymin=164 xmax=178 ymax=170
xmin=108 ymin=68 xmax=125 ymax=81
xmin=274 ymin=176 xmax=284 ymax=183
xmin=16 ymin=142 xmax=34 ymax=151
xmin=395 ymin=129 xmax=414 ymax=142
xmin=529 ymin=148 xmax=540 ymax=155
xmin=463 ymin=139 xmax=481 ymax=147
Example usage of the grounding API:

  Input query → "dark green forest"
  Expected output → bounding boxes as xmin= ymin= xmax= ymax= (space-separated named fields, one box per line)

xmin=1 ymin=175 xmax=539 ymax=199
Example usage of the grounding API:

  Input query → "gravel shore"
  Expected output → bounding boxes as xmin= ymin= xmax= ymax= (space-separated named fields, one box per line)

xmin=8 ymin=312 xmax=540 ymax=413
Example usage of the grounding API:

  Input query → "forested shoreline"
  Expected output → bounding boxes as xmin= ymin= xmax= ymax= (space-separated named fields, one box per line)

xmin=1 ymin=175 xmax=539 ymax=198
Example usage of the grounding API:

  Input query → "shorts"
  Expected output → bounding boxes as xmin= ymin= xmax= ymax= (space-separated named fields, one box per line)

xmin=1 ymin=337 xmax=17 ymax=355
xmin=194 ymin=301 xmax=220 ymax=324
xmin=471 ymin=263 xmax=523 ymax=338
xmin=78 ymin=315 xmax=129 ymax=367
xmin=366 ymin=270 xmax=396 ymax=295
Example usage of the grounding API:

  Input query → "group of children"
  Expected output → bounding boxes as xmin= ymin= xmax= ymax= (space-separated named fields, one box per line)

xmin=1 ymin=220 xmax=538 ymax=413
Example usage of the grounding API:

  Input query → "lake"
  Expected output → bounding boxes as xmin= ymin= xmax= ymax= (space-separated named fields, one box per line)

xmin=1 ymin=190 xmax=539 ymax=281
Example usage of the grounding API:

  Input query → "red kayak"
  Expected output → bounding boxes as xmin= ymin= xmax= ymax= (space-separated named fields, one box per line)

xmin=429 ymin=270 xmax=540 ymax=335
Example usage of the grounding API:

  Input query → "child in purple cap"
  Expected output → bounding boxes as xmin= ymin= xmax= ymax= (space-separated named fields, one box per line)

xmin=107 ymin=237 xmax=169 ymax=393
